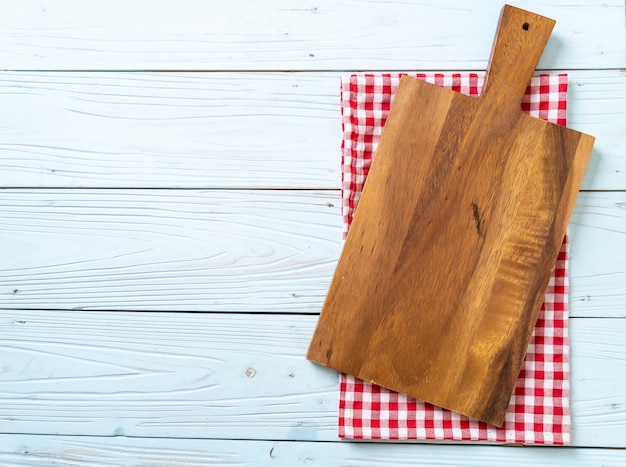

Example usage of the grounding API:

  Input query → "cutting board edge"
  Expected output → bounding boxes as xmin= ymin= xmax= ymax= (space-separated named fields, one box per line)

xmin=306 ymin=351 xmax=510 ymax=427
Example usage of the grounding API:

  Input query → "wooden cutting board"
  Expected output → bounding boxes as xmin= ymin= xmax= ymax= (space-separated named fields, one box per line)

xmin=307 ymin=5 xmax=594 ymax=427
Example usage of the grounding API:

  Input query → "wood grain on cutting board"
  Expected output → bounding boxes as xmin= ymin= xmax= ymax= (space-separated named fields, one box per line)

xmin=307 ymin=5 xmax=594 ymax=426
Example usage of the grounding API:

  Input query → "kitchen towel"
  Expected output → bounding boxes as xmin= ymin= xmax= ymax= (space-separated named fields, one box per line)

xmin=339 ymin=73 xmax=570 ymax=445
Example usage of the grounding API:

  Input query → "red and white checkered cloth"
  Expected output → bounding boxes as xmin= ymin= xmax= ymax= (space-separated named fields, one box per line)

xmin=339 ymin=73 xmax=570 ymax=445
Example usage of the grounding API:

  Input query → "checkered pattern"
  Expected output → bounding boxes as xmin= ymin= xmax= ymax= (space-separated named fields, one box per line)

xmin=339 ymin=73 xmax=570 ymax=444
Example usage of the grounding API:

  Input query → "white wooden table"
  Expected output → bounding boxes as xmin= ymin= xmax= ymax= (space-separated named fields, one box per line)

xmin=1 ymin=1 xmax=625 ymax=465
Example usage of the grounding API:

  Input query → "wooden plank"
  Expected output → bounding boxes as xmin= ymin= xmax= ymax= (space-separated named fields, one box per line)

xmin=0 ymin=189 xmax=342 ymax=312
xmin=0 ymin=70 xmax=623 ymax=190
xmin=0 ymin=0 xmax=622 ymax=70
xmin=0 ymin=310 xmax=624 ymax=447
xmin=0 ymin=190 xmax=623 ymax=315
xmin=569 ymin=192 xmax=626 ymax=318
xmin=567 ymin=71 xmax=626 ymax=191
xmin=569 ymin=317 xmax=626 ymax=448
xmin=1 ymin=436 xmax=626 ymax=467
xmin=0 ymin=72 xmax=341 ymax=189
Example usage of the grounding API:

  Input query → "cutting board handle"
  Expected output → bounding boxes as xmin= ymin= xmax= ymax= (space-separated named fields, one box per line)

xmin=481 ymin=5 xmax=555 ymax=110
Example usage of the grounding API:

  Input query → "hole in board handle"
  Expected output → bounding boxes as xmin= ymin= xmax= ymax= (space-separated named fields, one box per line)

xmin=522 ymin=22 xmax=530 ymax=31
